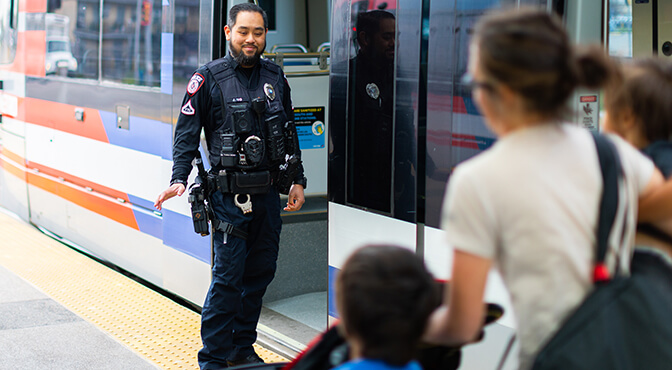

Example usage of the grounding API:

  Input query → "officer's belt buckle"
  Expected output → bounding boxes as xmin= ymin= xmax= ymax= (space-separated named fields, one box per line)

xmin=234 ymin=194 xmax=253 ymax=214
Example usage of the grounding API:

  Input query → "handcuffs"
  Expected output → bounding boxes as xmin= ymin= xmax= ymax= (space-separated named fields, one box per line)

xmin=234 ymin=194 xmax=253 ymax=214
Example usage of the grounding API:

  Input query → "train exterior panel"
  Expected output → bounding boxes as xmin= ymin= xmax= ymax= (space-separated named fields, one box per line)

xmin=0 ymin=0 xmax=331 ymax=308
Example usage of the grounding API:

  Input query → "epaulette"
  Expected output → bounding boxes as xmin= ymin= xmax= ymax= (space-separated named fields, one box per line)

xmin=205 ymin=57 xmax=236 ymax=82
xmin=259 ymin=58 xmax=282 ymax=76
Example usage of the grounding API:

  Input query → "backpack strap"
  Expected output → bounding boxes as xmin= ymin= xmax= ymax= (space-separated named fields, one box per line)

xmin=591 ymin=132 xmax=623 ymax=283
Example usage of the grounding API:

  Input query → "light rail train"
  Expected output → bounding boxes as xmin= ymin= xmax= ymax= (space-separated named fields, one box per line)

xmin=0 ymin=0 xmax=669 ymax=368
xmin=0 ymin=0 xmax=331 ymax=312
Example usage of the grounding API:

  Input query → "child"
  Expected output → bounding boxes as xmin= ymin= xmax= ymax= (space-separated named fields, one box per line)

xmin=334 ymin=245 xmax=438 ymax=370
xmin=603 ymin=57 xmax=672 ymax=262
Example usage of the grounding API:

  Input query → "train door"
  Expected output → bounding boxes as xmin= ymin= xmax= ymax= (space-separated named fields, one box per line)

xmin=329 ymin=0 xmax=420 ymax=316
xmin=330 ymin=1 xmax=552 ymax=369
xmin=0 ymin=0 xmax=27 ymax=219
xmin=204 ymin=0 xmax=334 ymax=342
xmin=632 ymin=0 xmax=672 ymax=57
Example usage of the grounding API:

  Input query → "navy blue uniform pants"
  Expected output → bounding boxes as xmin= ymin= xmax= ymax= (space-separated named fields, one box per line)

xmin=198 ymin=187 xmax=282 ymax=369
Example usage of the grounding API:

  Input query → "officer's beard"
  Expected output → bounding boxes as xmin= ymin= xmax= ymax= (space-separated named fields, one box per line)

xmin=230 ymin=41 xmax=265 ymax=67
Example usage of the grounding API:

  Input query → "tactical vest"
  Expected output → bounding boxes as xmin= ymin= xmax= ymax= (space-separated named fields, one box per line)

xmin=205 ymin=57 xmax=289 ymax=171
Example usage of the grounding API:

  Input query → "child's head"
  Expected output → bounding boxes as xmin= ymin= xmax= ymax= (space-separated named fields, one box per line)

xmin=604 ymin=58 xmax=672 ymax=147
xmin=336 ymin=245 xmax=438 ymax=366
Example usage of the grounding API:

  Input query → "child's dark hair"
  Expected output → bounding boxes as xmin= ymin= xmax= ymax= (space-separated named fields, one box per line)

xmin=606 ymin=58 xmax=672 ymax=143
xmin=473 ymin=8 xmax=617 ymax=120
xmin=336 ymin=245 xmax=438 ymax=366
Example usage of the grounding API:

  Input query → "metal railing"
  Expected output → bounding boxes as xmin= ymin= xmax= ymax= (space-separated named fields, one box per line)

xmin=263 ymin=51 xmax=330 ymax=76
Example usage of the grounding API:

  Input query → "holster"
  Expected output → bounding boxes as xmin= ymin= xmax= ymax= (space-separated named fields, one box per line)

xmin=212 ymin=170 xmax=272 ymax=194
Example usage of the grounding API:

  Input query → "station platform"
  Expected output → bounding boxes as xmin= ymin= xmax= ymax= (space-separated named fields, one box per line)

xmin=0 ymin=208 xmax=290 ymax=369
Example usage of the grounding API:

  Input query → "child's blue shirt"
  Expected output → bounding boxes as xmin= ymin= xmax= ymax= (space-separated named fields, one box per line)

xmin=332 ymin=359 xmax=422 ymax=370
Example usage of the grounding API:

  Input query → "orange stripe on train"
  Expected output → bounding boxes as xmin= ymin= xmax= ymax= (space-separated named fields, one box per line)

xmin=5 ymin=31 xmax=47 ymax=76
xmin=20 ymin=0 xmax=47 ymax=13
xmin=25 ymin=160 xmax=130 ymax=203
xmin=21 ymin=97 xmax=109 ymax=143
xmin=0 ymin=156 xmax=27 ymax=180
xmin=1 ymin=146 xmax=25 ymax=166
xmin=26 ymin=171 xmax=139 ymax=231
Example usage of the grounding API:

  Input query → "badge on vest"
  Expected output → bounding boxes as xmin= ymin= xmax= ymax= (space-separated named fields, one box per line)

xmin=366 ymin=83 xmax=380 ymax=99
xmin=264 ymin=83 xmax=276 ymax=101
xmin=187 ymin=73 xmax=205 ymax=96
xmin=181 ymin=100 xmax=195 ymax=115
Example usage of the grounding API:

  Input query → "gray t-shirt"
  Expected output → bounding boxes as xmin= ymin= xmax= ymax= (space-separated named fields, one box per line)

xmin=441 ymin=124 xmax=654 ymax=369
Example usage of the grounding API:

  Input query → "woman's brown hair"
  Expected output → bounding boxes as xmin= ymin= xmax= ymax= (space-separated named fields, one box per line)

xmin=473 ymin=8 xmax=617 ymax=120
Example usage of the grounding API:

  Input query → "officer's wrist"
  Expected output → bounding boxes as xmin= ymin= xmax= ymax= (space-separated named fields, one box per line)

xmin=170 ymin=179 xmax=188 ymax=187
xmin=293 ymin=177 xmax=307 ymax=189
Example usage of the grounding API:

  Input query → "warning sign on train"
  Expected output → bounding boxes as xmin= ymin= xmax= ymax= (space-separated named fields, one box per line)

xmin=577 ymin=95 xmax=599 ymax=132
xmin=293 ymin=106 xmax=325 ymax=149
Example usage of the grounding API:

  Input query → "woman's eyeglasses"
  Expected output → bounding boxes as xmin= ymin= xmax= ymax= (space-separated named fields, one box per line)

xmin=461 ymin=72 xmax=494 ymax=92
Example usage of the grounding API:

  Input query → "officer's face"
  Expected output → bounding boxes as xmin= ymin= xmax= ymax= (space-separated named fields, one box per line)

xmin=370 ymin=18 xmax=395 ymax=63
xmin=225 ymin=11 xmax=267 ymax=67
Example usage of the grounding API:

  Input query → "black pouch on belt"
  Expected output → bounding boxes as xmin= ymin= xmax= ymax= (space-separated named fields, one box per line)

xmin=228 ymin=171 xmax=271 ymax=194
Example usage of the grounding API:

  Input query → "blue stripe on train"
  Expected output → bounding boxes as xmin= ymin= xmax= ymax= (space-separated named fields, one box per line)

xmin=162 ymin=209 xmax=212 ymax=263
xmin=128 ymin=194 xmax=163 ymax=240
xmin=99 ymin=111 xmax=173 ymax=160
xmin=328 ymin=265 xmax=339 ymax=318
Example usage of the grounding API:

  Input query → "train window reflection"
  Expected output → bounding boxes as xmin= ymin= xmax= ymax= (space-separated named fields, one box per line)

xmin=44 ymin=0 xmax=98 ymax=79
xmin=608 ymin=0 xmax=632 ymax=58
xmin=346 ymin=10 xmax=396 ymax=214
xmin=0 ymin=0 xmax=18 ymax=64
xmin=101 ymin=0 xmax=162 ymax=87
xmin=173 ymin=3 xmax=200 ymax=81
xmin=257 ymin=0 xmax=276 ymax=31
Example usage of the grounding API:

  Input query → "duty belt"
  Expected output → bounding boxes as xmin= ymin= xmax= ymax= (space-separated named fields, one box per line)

xmin=209 ymin=170 xmax=272 ymax=195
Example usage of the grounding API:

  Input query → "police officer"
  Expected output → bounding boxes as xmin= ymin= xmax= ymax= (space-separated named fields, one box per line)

xmin=349 ymin=10 xmax=396 ymax=213
xmin=154 ymin=3 xmax=306 ymax=369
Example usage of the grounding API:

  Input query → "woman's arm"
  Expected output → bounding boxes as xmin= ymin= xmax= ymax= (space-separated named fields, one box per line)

xmin=424 ymin=249 xmax=492 ymax=346
xmin=638 ymin=168 xmax=667 ymax=222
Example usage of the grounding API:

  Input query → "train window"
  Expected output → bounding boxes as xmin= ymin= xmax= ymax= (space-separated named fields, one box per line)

xmin=101 ymin=0 xmax=162 ymax=87
xmin=346 ymin=9 xmax=397 ymax=215
xmin=0 ymin=0 xmax=19 ymax=64
xmin=608 ymin=0 xmax=632 ymax=58
xmin=173 ymin=2 xmax=200 ymax=81
xmin=45 ymin=0 xmax=99 ymax=79
xmin=423 ymin=1 xmax=546 ymax=228
xmin=257 ymin=0 xmax=277 ymax=31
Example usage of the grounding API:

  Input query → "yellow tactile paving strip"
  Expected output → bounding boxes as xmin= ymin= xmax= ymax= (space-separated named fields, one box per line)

xmin=0 ymin=209 xmax=289 ymax=369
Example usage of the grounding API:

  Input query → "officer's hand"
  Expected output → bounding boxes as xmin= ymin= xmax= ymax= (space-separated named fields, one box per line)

xmin=154 ymin=183 xmax=186 ymax=210
xmin=284 ymin=184 xmax=305 ymax=212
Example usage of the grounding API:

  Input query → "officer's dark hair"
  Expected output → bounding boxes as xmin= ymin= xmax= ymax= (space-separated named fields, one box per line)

xmin=336 ymin=244 xmax=438 ymax=366
xmin=606 ymin=58 xmax=672 ymax=144
xmin=229 ymin=3 xmax=268 ymax=30
xmin=355 ymin=10 xmax=395 ymax=47
xmin=473 ymin=8 xmax=617 ymax=120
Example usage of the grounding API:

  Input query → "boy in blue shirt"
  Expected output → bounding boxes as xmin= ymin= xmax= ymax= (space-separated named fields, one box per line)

xmin=334 ymin=245 xmax=438 ymax=370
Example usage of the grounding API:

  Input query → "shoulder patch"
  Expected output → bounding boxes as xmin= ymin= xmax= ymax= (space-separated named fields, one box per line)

xmin=187 ymin=73 xmax=205 ymax=95
xmin=181 ymin=99 xmax=195 ymax=115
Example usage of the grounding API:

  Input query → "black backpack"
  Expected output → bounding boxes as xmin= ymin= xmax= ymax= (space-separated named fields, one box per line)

xmin=532 ymin=133 xmax=672 ymax=370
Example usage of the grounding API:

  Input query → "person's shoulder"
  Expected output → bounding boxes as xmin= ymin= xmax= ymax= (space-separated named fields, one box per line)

xmin=204 ymin=56 xmax=234 ymax=73
xmin=260 ymin=57 xmax=283 ymax=74
xmin=643 ymin=140 xmax=672 ymax=178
